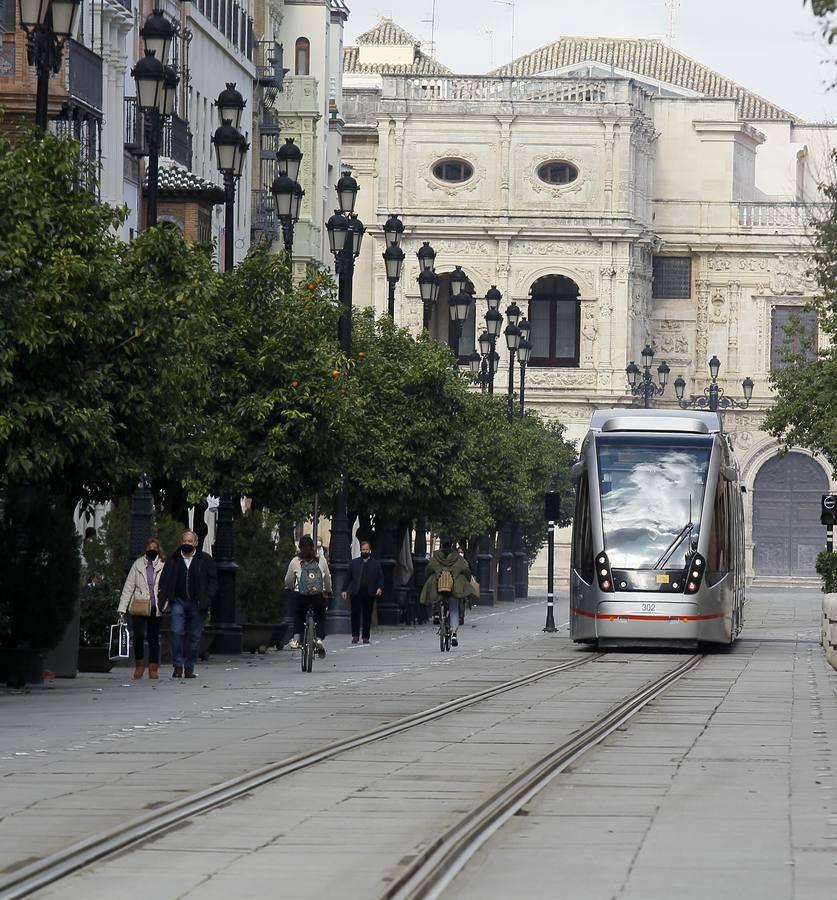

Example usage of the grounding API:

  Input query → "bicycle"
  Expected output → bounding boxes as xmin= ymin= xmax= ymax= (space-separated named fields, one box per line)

xmin=437 ymin=594 xmax=452 ymax=653
xmin=300 ymin=602 xmax=316 ymax=673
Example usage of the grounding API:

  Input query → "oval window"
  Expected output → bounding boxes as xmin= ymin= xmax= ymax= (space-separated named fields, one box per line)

xmin=537 ymin=161 xmax=579 ymax=185
xmin=432 ymin=159 xmax=474 ymax=183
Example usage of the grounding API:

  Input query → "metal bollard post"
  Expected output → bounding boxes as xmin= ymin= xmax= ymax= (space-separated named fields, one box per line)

xmin=544 ymin=491 xmax=560 ymax=633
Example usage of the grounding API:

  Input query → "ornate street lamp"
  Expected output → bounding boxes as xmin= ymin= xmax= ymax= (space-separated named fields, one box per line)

xmin=626 ymin=344 xmax=670 ymax=408
xmin=417 ymin=243 xmax=439 ymax=330
xmin=383 ymin=236 xmax=405 ymax=320
xmin=18 ymin=0 xmax=83 ymax=131
xmin=417 ymin=241 xmax=436 ymax=273
xmin=382 ymin=212 xmax=405 ymax=248
xmin=213 ymin=109 xmax=249 ymax=272
xmin=216 ymin=82 xmax=246 ymax=130
xmin=518 ymin=337 xmax=532 ymax=416
xmin=140 ymin=7 xmax=175 ymax=64
xmin=675 ymin=355 xmax=754 ymax=412
xmin=326 ymin=172 xmax=363 ymax=632
xmin=449 ymin=265 xmax=468 ymax=300
xmin=271 ymin=173 xmax=304 ymax=256
xmin=504 ymin=307 xmax=521 ymax=424
xmin=132 ymin=50 xmax=166 ymax=227
xmin=277 ymin=137 xmax=303 ymax=181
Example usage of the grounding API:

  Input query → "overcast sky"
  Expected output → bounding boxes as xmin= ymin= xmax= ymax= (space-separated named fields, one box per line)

xmin=343 ymin=0 xmax=837 ymax=123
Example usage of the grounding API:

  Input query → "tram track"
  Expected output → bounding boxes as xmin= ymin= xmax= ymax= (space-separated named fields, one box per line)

xmin=0 ymin=652 xmax=599 ymax=899
xmin=383 ymin=653 xmax=704 ymax=900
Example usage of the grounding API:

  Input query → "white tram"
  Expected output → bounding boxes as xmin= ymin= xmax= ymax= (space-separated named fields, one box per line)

xmin=570 ymin=409 xmax=745 ymax=649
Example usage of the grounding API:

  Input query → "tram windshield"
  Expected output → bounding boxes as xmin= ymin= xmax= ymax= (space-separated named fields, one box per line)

xmin=596 ymin=434 xmax=712 ymax=570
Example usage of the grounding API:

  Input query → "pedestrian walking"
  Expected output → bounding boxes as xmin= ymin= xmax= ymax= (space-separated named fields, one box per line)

xmin=118 ymin=537 xmax=166 ymax=679
xmin=285 ymin=535 xmax=331 ymax=658
xmin=342 ymin=540 xmax=384 ymax=644
xmin=158 ymin=530 xmax=218 ymax=679
xmin=420 ymin=536 xmax=475 ymax=647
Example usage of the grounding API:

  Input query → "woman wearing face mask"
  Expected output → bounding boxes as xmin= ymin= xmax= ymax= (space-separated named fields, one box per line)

xmin=118 ymin=537 xmax=166 ymax=679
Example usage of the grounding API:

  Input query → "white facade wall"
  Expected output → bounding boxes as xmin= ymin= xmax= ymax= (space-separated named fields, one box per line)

xmin=343 ymin=66 xmax=837 ymax=584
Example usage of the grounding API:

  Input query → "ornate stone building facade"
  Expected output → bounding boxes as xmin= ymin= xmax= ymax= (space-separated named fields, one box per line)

xmin=343 ymin=19 xmax=837 ymax=584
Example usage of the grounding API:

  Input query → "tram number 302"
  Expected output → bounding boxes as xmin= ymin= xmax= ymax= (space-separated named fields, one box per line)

xmin=641 ymin=603 xmax=656 ymax=612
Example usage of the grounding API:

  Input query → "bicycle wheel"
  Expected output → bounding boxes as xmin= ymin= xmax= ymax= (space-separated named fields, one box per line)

xmin=304 ymin=609 xmax=315 ymax=673
xmin=300 ymin=618 xmax=309 ymax=673
xmin=444 ymin=609 xmax=451 ymax=652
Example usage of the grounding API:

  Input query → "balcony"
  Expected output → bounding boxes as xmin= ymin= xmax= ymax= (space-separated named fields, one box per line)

xmin=251 ymin=189 xmax=277 ymax=246
xmin=160 ymin=113 xmax=192 ymax=169
xmin=738 ymin=202 xmax=829 ymax=230
xmin=124 ymin=97 xmax=145 ymax=154
xmin=67 ymin=39 xmax=103 ymax=114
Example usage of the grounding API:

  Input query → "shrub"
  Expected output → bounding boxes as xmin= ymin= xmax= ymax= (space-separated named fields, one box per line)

xmin=79 ymin=583 xmax=120 ymax=647
xmin=816 ymin=550 xmax=837 ymax=593
xmin=236 ymin=510 xmax=287 ymax=623
xmin=0 ymin=486 xmax=80 ymax=650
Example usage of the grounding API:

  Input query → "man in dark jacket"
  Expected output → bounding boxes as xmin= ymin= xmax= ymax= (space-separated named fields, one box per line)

xmin=341 ymin=540 xmax=384 ymax=644
xmin=158 ymin=530 xmax=218 ymax=679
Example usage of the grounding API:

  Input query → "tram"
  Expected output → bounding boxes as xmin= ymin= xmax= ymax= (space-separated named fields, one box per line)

xmin=570 ymin=408 xmax=745 ymax=649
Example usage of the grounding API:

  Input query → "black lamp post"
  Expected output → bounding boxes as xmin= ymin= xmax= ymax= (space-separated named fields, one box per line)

xmin=132 ymin=9 xmax=178 ymax=229
xmin=272 ymin=137 xmax=304 ymax=256
xmin=471 ymin=331 xmax=500 ymax=393
xmin=517 ymin=317 xmax=532 ymax=417
xmin=417 ymin=242 xmax=440 ymax=331
xmin=626 ymin=344 xmax=670 ymax=408
xmin=504 ymin=302 xmax=521 ymax=424
xmin=674 ymin=355 xmax=754 ymax=413
xmin=484 ymin=287 xmax=503 ymax=396
xmin=382 ymin=214 xmax=405 ymax=320
xmin=213 ymin=84 xmax=248 ymax=273
xmin=18 ymin=0 xmax=82 ymax=132
xmin=326 ymin=171 xmax=364 ymax=632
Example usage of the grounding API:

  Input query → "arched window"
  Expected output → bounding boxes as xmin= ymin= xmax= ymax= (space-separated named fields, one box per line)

xmin=528 ymin=275 xmax=580 ymax=367
xmin=295 ymin=37 xmax=310 ymax=75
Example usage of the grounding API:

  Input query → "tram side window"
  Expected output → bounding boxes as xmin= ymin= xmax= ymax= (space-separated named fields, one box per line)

xmin=573 ymin=474 xmax=595 ymax=583
xmin=706 ymin=478 xmax=730 ymax=585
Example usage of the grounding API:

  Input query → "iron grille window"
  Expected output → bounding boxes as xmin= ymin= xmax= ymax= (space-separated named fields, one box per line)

xmin=771 ymin=306 xmax=818 ymax=370
xmin=1 ymin=0 xmax=17 ymax=31
xmin=652 ymin=256 xmax=692 ymax=299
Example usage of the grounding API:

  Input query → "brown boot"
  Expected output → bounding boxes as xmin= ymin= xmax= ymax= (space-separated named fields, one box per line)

xmin=132 ymin=661 xmax=145 ymax=680
xmin=148 ymin=663 xmax=159 ymax=679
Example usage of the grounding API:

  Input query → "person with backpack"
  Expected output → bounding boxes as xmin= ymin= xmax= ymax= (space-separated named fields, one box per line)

xmin=419 ymin=536 xmax=474 ymax=647
xmin=285 ymin=534 xmax=332 ymax=657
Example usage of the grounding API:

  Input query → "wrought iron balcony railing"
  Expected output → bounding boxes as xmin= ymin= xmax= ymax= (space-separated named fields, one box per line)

xmin=160 ymin=113 xmax=192 ymax=169
xmin=67 ymin=38 xmax=103 ymax=113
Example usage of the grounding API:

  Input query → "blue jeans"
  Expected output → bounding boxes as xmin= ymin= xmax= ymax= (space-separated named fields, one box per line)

xmin=171 ymin=597 xmax=203 ymax=669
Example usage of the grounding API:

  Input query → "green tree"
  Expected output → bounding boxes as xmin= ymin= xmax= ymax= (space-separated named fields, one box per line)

xmin=194 ymin=251 xmax=352 ymax=511
xmin=343 ymin=313 xmax=476 ymax=525
xmin=0 ymin=130 xmax=221 ymax=501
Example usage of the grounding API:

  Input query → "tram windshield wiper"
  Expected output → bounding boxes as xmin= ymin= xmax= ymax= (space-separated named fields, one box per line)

xmin=653 ymin=521 xmax=693 ymax=570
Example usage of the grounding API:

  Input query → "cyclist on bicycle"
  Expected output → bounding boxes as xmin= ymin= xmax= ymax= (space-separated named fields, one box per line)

xmin=285 ymin=535 xmax=332 ymax=657
xmin=419 ymin=536 xmax=473 ymax=647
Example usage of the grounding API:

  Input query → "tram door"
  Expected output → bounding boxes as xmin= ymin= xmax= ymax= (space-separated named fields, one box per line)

xmin=752 ymin=452 xmax=828 ymax=576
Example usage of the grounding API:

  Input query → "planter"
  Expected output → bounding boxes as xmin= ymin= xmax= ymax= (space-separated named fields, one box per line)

xmin=159 ymin=629 xmax=214 ymax=665
xmin=0 ymin=648 xmax=45 ymax=687
xmin=77 ymin=646 xmax=114 ymax=674
xmin=823 ymin=593 xmax=837 ymax=671
xmin=242 ymin=623 xmax=277 ymax=654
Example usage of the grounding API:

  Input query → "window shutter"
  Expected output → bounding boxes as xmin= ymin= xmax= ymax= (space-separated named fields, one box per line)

xmin=1 ymin=0 xmax=17 ymax=32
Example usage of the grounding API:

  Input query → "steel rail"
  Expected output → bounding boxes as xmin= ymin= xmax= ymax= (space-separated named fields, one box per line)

xmin=384 ymin=653 xmax=703 ymax=900
xmin=0 ymin=653 xmax=598 ymax=899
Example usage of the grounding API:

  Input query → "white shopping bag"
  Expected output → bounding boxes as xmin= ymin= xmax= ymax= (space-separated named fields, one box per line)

xmin=108 ymin=622 xmax=131 ymax=660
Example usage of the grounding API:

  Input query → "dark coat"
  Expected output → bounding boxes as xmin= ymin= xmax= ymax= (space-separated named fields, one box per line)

xmin=346 ymin=555 xmax=384 ymax=596
xmin=420 ymin=550 xmax=474 ymax=606
xmin=158 ymin=549 xmax=218 ymax=612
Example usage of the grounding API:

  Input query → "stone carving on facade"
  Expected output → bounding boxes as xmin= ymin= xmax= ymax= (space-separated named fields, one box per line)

xmin=524 ymin=368 xmax=598 ymax=388
xmin=548 ymin=404 xmax=595 ymax=423
xmin=771 ymin=255 xmax=818 ymax=295
xmin=725 ymin=412 xmax=766 ymax=432
xmin=728 ymin=280 xmax=741 ymax=349
xmin=511 ymin=241 xmax=601 ymax=257
xmin=425 ymin=239 xmax=492 ymax=256
xmin=706 ymin=255 xmax=771 ymax=273
xmin=651 ymin=320 xmax=690 ymax=359
xmin=524 ymin=150 xmax=589 ymax=198
xmin=582 ymin=305 xmax=598 ymax=365
xmin=695 ymin=279 xmax=710 ymax=372
xmin=710 ymin=286 xmax=728 ymax=323
xmin=420 ymin=148 xmax=486 ymax=197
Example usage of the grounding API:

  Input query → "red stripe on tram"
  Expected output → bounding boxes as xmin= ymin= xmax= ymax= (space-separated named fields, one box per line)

xmin=571 ymin=607 xmax=726 ymax=622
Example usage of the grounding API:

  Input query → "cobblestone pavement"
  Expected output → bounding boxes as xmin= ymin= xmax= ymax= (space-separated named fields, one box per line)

xmin=2 ymin=588 xmax=836 ymax=900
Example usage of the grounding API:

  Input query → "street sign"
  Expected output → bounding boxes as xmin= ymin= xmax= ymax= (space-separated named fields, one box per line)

xmin=822 ymin=494 xmax=837 ymax=526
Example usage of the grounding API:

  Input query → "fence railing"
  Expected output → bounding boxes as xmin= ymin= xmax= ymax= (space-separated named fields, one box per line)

xmin=67 ymin=39 xmax=103 ymax=112
xmin=123 ymin=97 xmax=145 ymax=154
xmin=160 ymin=113 xmax=192 ymax=169
xmin=383 ymin=76 xmax=613 ymax=103
xmin=738 ymin=202 xmax=829 ymax=229
xmin=251 ymin=189 xmax=276 ymax=237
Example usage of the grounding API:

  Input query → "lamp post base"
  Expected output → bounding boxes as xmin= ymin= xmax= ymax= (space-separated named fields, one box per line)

xmin=205 ymin=622 xmax=243 ymax=655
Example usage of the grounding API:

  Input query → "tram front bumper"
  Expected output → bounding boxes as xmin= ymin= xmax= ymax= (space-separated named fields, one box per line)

xmin=580 ymin=596 xmax=727 ymax=645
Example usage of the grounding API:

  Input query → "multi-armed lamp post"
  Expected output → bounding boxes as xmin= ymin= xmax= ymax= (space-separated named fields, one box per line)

xmin=18 ymin=0 xmax=82 ymax=132
xmin=271 ymin=137 xmax=305 ymax=257
xmin=212 ymin=83 xmax=249 ymax=273
xmin=382 ymin=214 xmax=406 ymax=319
xmin=131 ymin=9 xmax=180 ymax=228
xmin=626 ymin=344 xmax=670 ymax=408
xmin=675 ymin=355 xmax=754 ymax=412
xmin=416 ymin=242 xmax=441 ymax=330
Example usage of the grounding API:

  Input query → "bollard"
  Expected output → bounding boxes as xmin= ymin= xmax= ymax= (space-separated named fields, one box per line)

xmin=544 ymin=491 xmax=560 ymax=633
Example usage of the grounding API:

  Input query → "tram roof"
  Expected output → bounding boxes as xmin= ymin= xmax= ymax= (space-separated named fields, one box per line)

xmin=589 ymin=408 xmax=723 ymax=435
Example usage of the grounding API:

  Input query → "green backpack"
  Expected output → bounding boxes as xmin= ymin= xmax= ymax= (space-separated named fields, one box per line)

xmin=300 ymin=559 xmax=324 ymax=594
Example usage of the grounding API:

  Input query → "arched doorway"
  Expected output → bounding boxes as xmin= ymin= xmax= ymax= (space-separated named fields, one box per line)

xmin=752 ymin=452 xmax=828 ymax=576
xmin=528 ymin=275 xmax=580 ymax=367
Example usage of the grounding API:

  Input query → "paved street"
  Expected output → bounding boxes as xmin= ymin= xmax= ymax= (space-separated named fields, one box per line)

xmin=1 ymin=588 xmax=836 ymax=899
